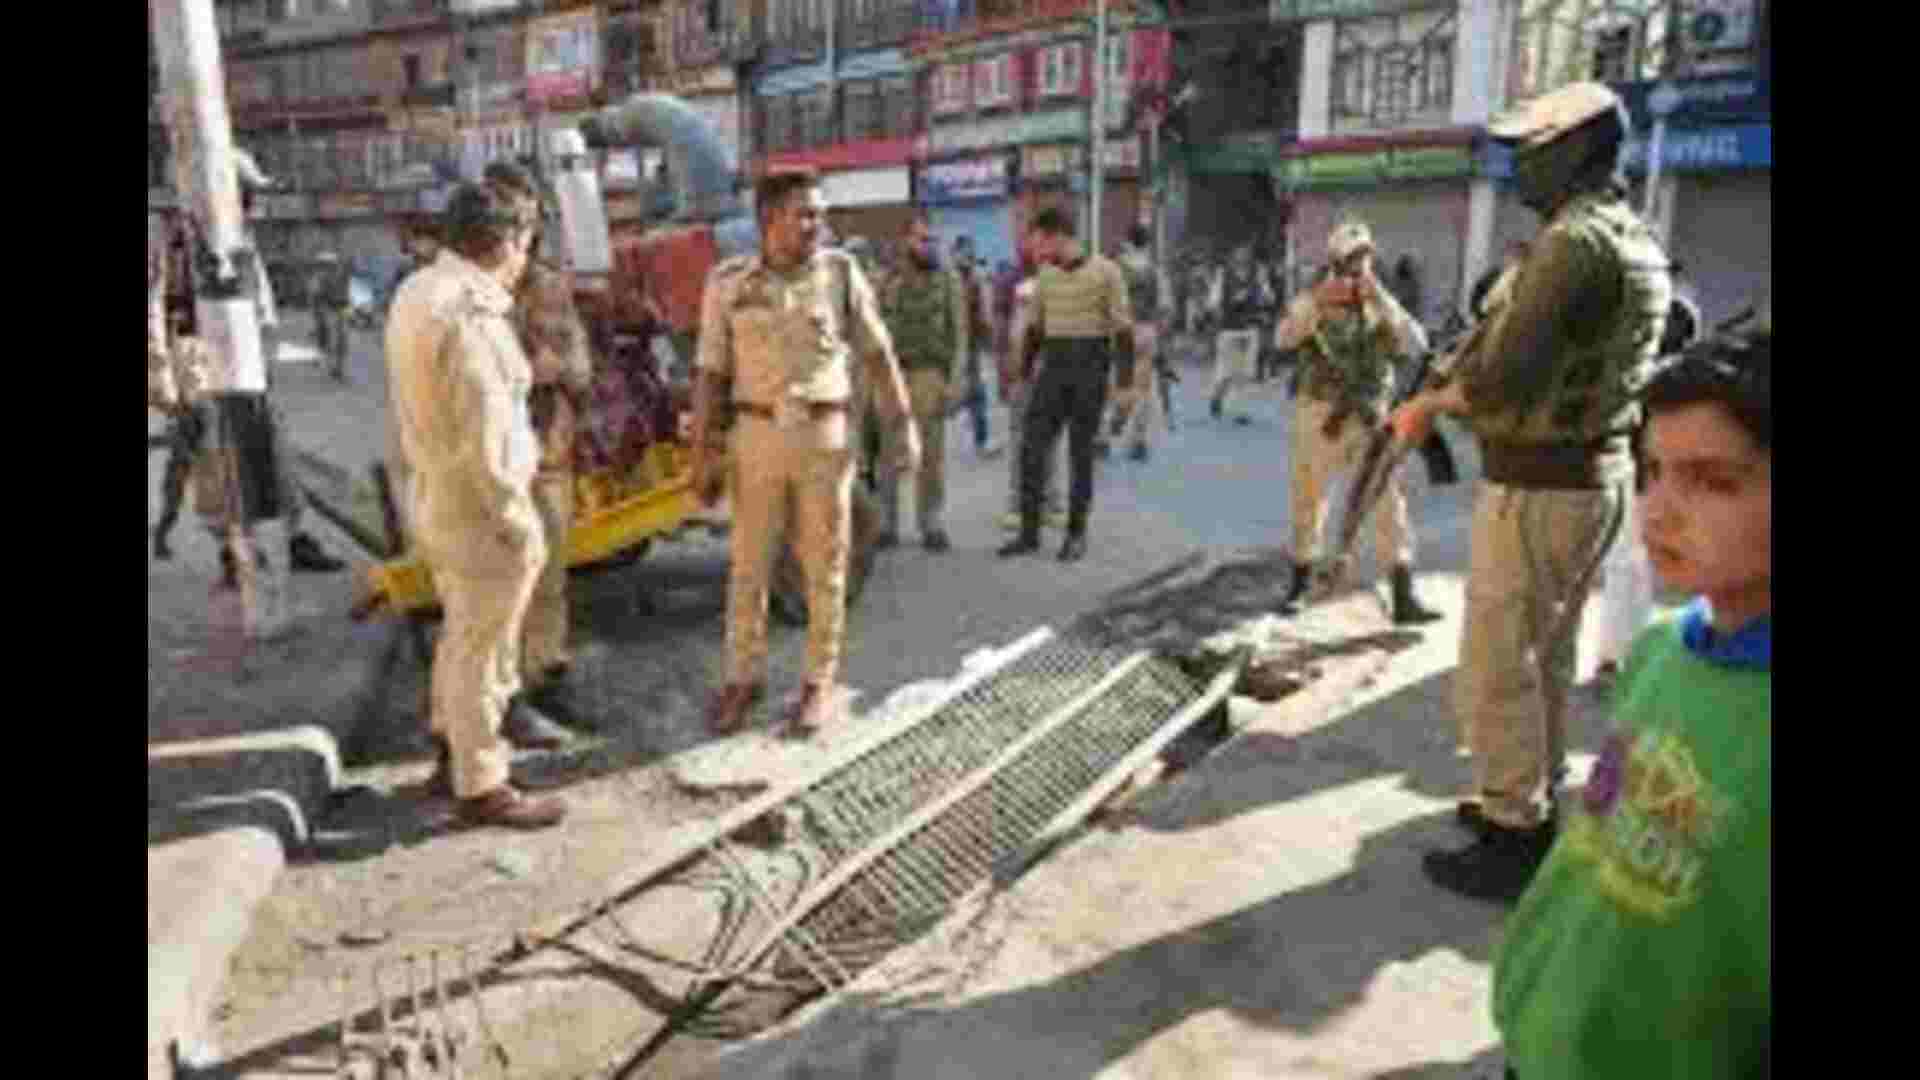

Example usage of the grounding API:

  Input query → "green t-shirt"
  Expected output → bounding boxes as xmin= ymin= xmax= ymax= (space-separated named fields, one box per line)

xmin=1493 ymin=614 xmax=1771 ymax=1079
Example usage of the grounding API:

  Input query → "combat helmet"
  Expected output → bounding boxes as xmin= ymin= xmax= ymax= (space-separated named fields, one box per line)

xmin=1489 ymin=81 xmax=1631 ymax=213
xmin=1327 ymin=221 xmax=1374 ymax=262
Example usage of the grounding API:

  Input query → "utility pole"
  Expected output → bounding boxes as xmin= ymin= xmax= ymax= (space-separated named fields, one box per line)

xmin=1089 ymin=0 xmax=1107 ymax=257
xmin=151 ymin=0 xmax=286 ymax=643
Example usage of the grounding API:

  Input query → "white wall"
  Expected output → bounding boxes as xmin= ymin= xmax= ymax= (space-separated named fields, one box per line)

xmin=1451 ymin=0 xmax=1504 ymax=127
xmin=1298 ymin=21 xmax=1335 ymax=140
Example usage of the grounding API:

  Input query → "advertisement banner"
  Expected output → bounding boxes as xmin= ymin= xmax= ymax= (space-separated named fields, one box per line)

xmin=1622 ymin=123 xmax=1771 ymax=173
xmin=1613 ymin=75 xmax=1770 ymax=129
xmin=931 ymin=108 xmax=1085 ymax=156
xmin=526 ymin=11 xmax=598 ymax=107
xmin=921 ymin=154 xmax=1011 ymax=203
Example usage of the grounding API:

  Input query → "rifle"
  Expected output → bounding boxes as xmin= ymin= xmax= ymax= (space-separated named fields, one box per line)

xmin=1308 ymin=312 xmax=1485 ymax=603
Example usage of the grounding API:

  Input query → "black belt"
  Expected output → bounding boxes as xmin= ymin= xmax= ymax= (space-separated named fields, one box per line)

xmin=733 ymin=400 xmax=850 ymax=420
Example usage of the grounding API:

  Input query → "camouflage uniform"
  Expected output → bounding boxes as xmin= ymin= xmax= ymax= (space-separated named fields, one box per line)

xmin=385 ymin=250 xmax=546 ymax=800
xmin=1274 ymin=227 xmax=1428 ymax=573
xmin=875 ymin=257 xmax=969 ymax=542
xmin=699 ymin=249 xmax=897 ymax=692
xmin=1450 ymin=193 xmax=1671 ymax=831
xmin=512 ymin=259 xmax=595 ymax=686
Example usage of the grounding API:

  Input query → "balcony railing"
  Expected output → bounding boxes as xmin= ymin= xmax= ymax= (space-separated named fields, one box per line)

xmin=909 ymin=0 xmax=1133 ymax=52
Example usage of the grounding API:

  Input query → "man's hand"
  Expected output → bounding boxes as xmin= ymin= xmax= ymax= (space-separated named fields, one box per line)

xmin=892 ymin=418 xmax=923 ymax=475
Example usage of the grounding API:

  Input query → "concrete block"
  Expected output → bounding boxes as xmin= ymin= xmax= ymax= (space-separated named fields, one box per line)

xmin=148 ymin=726 xmax=341 ymax=850
xmin=148 ymin=827 xmax=286 ymax=1080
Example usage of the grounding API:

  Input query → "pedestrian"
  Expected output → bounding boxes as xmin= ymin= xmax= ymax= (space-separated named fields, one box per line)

xmin=949 ymin=236 xmax=998 ymax=459
xmin=312 ymin=251 xmax=352 ymax=382
xmin=873 ymin=213 xmax=970 ymax=552
xmin=997 ymin=233 xmax=1067 ymax=531
xmin=998 ymin=205 xmax=1133 ymax=563
xmin=1112 ymin=224 xmax=1167 ymax=461
xmin=692 ymin=168 xmax=920 ymax=738
xmin=1207 ymin=244 xmax=1275 ymax=424
xmin=1273 ymin=221 xmax=1442 ymax=624
xmin=384 ymin=181 xmax=566 ymax=829
xmin=482 ymin=161 xmax=596 ymax=745
xmin=149 ymin=154 xmax=346 ymax=581
xmin=1490 ymin=323 xmax=1770 ymax=1080
xmin=1389 ymin=82 xmax=1674 ymax=901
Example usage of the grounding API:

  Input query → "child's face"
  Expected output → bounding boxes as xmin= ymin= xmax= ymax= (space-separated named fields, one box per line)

xmin=1641 ymin=401 xmax=1771 ymax=622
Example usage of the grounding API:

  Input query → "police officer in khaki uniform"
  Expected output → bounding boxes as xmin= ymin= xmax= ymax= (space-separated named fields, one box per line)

xmin=695 ymin=169 xmax=920 ymax=738
xmin=1273 ymin=221 xmax=1441 ymax=624
xmin=483 ymin=162 xmax=596 ymax=743
xmin=1389 ymin=83 xmax=1671 ymax=901
xmin=386 ymin=183 xmax=565 ymax=829
xmin=1112 ymin=225 xmax=1167 ymax=461
xmin=874 ymin=213 xmax=970 ymax=552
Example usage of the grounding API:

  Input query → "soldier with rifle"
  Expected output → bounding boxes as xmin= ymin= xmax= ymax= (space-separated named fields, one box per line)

xmin=1386 ymin=82 xmax=1673 ymax=902
xmin=1273 ymin=221 xmax=1443 ymax=624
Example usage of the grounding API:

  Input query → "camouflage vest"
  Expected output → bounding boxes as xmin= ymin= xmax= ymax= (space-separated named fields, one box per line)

xmin=1302 ymin=302 xmax=1400 ymax=419
xmin=881 ymin=262 xmax=956 ymax=371
xmin=1470 ymin=192 xmax=1672 ymax=454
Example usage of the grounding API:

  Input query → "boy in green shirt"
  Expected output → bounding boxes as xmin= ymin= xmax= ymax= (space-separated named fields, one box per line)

xmin=1492 ymin=324 xmax=1771 ymax=1079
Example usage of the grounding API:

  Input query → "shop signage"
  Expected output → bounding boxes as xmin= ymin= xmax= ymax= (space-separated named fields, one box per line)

xmin=922 ymin=154 xmax=1011 ymax=203
xmin=766 ymin=135 xmax=917 ymax=173
xmin=645 ymin=64 xmax=737 ymax=97
xmin=1022 ymin=144 xmax=1072 ymax=178
xmin=1613 ymin=74 xmax=1769 ymax=128
xmin=258 ymin=193 xmax=310 ymax=220
xmin=1274 ymin=143 xmax=1475 ymax=189
xmin=1268 ymin=0 xmax=1438 ymax=22
xmin=822 ymin=167 xmax=912 ymax=209
xmin=526 ymin=11 xmax=599 ymax=107
xmin=1622 ymin=123 xmax=1770 ymax=173
xmin=930 ymin=108 xmax=1086 ymax=155
xmin=316 ymin=192 xmax=375 ymax=219
xmin=1385 ymin=145 xmax=1472 ymax=180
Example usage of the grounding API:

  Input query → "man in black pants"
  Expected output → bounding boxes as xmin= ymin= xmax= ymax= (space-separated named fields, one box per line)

xmin=997 ymin=207 xmax=1134 ymax=563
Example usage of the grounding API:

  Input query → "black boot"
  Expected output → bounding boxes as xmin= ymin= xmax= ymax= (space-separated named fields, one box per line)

xmin=998 ymin=525 xmax=1042 ymax=558
xmin=288 ymin=531 xmax=347 ymax=573
xmin=1390 ymin=565 xmax=1442 ymax=625
xmin=1275 ymin=561 xmax=1312 ymax=615
xmin=1058 ymin=532 xmax=1088 ymax=563
xmin=1422 ymin=818 xmax=1559 ymax=904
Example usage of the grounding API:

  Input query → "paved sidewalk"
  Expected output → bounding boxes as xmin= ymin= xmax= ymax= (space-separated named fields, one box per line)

xmin=690 ymin=578 xmax=1612 ymax=1080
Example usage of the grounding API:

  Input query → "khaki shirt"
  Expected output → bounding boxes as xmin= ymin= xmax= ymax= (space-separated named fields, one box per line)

xmin=697 ymin=249 xmax=893 ymax=409
xmin=384 ymin=250 xmax=543 ymax=573
xmin=1275 ymin=282 xmax=1427 ymax=419
xmin=1032 ymin=255 xmax=1132 ymax=340
xmin=512 ymin=259 xmax=595 ymax=471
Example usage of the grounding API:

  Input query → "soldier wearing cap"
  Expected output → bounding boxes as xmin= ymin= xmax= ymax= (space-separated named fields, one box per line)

xmin=385 ymin=182 xmax=567 ymax=829
xmin=1274 ymin=221 xmax=1441 ymax=624
xmin=694 ymin=168 xmax=920 ymax=738
xmin=1389 ymin=82 xmax=1673 ymax=901
xmin=481 ymin=161 xmax=596 ymax=744
xmin=149 ymin=149 xmax=346 ymax=579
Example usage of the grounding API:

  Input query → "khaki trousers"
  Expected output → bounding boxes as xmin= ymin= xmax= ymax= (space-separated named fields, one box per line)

xmin=878 ymin=367 xmax=948 ymax=537
xmin=520 ymin=469 xmax=575 ymax=684
xmin=1210 ymin=329 xmax=1260 ymax=411
xmin=1290 ymin=396 xmax=1413 ymax=569
xmin=1456 ymin=481 xmax=1622 ymax=828
xmin=428 ymin=563 xmax=539 ymax=799
xmin=1113 ymin=324 xmax=1161 ymax=449
xmin=726 ymin=412 xmax=855 ymax=688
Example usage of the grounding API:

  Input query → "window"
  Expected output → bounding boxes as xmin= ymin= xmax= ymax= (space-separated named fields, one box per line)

xmin=935 ymin=63 xmax=970 ymax=115
xmin=973 ymin=55 xmax=1013 ymax=108
xmin=844 ymin=80 xmax=883 ymax=141
xmin=1040 ymin=43 xmax=1082 ymax=98
xmin=802 ymin=86 xmax=835 ymax=148
xmin=882 ymin=75 xmax=916 ymax=138
xmin=1330 ymin=12 xmax=1454 ymax=128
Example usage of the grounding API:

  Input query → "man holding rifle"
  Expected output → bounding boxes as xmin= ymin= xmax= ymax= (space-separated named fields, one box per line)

xmin=1388 ymin=82 xmax=1672 ymax=902
xmin=1273 ymin=221 xmax=1442 ymax=624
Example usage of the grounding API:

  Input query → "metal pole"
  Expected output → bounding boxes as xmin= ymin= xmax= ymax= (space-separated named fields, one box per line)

xmin=152 ymin=0 xmax=280 ymax=641
xmin=1643 ymin=114 xmax=1665 ymax=219
xmin=1090 ymin=0 xmax=1106 ymax=257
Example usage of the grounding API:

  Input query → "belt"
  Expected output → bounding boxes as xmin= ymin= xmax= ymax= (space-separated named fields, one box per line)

xmin=1482 ymin=439 xmax=1627 ymax=491
xmin=733 ymin=400 xmax=850 ymax=420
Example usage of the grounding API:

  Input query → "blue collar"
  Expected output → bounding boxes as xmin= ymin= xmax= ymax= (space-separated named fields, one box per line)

xmin=1680 ymin=598 xmax=1771 ymax=671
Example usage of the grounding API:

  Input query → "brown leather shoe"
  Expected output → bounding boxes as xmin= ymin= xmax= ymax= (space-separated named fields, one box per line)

xmin=706 ymin=681 xmax=766 ymax=736
xmin=781 ymin=682 xmax=843 ymax=739
xmin=456 ymin=785 xmax=566 ymax=830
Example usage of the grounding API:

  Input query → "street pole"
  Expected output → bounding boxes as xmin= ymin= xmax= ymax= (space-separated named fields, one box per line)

xmin=1090 ymin=0 xmax=1107 ymax=257
xmin=151 ymin=0 xmax=282 ymax=642
xmin=1646 ymin=81 xmax=1680 ymax=232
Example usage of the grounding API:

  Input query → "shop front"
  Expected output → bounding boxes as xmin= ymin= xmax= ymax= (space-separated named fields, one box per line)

xmin=919 ymin=152 xmax=1017 ymax=270
xmin=1176 ymin=132 xmax=1289 ymax=263
xmin=1278 ymin=131 xmax=1480 ymax=324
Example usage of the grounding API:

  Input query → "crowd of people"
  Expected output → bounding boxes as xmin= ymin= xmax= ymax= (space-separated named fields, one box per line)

xmin=150 ymin=79 xmax=1767 ymax=1076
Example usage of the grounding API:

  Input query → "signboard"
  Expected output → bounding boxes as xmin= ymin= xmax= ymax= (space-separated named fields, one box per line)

xmin=1268 ymin=0 xmax=1441 ymax=22
xmin=1622 ymin=123 xmax=1770 ymax=174
xmin=766 ymin=136 xmax=917 ymax=173
xmin=316 ymin=192 xmax=376 ymax=219
xmin=526 ymin=11 xmax=599 ymax=107
xmin=921 ymin=154 xmax=1012 ymax=203
xmin=822 ymin=167 xmax=911 ymax=209
xmin=646 ymin=64 xmax=738 ymax=98
xmin=930 ymin=108 xmax=1086 ymax=156
xmin=1022 ymin=144 xmax=1074 ymax=179
xmin=258 ymin=193 xmax=310 ymax=220
xmin=1275 ymin=143 xmax=1474 ymax=189
xmin=1613 ymin=74 xmax=1769 ymax=129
